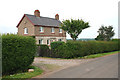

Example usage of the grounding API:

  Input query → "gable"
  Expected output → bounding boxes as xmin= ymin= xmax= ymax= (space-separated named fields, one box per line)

xmin=16 ymin=14 xmax=35 ymax=28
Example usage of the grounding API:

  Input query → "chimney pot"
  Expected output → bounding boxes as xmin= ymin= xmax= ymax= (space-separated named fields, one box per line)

xmin=34 ymin=10 xmax=40 ymax=17
xmin=55 ymin=14 xmax=59 ymax=20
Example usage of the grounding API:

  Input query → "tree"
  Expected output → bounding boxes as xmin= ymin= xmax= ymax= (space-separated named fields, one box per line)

xmin=61 ymin=19 xmax=90 ymax=40
xmin=95 ymin=25 xmax=115 ymax=41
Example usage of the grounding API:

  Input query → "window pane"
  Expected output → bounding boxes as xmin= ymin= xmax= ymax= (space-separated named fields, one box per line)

xmin=24 ymin=28 xmax=28 ymax=34
xmin=58 ymin=39 xmax=62 ymax=41
xmin=40 ymin=27 xmax=43 ymax=32
xmin=39 ymin=39 xmax=43 ymax=44
xmin=59 ymin=29 xmax=62 ymax=33
xmin=51 ymin=28 xmax=54 ymax=33
xmin=47 ymin=40 xmax=49 ymax=45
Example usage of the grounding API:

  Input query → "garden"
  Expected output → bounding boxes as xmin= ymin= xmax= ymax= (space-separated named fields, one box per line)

xmin=1 ymin=19 xmax=119 ymax=79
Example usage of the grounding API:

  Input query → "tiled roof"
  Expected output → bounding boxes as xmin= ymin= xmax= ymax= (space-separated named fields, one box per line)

xmin=25 ymin=14 xmax=61 ymax=27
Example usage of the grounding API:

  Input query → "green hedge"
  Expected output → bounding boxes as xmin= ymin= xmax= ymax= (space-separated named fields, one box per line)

xmin=37 ymin=45 xmax=50 ymax=57
xmin=2 ymin=34 xmax=36 ymax=75
xmin=51 ymin=41 xmax=118 ymax=58
xmin=51 ymin=41 xmax=65 ymax=58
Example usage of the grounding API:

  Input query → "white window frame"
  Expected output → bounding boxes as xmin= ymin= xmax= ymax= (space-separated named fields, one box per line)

xmin=51 ymin=28 xmax=54 ymax=33
xmin=24 ymin=28 xmax=28 ymax=34
xmin=40 ymin=27 xmax=44 ymax=32
xmin=39 ymin=39 xmax=43 ymax=44
xmin=59 ymin=29 xmax=62 ymax=33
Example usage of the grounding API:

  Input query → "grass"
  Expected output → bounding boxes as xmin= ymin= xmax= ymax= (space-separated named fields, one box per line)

xmin=79 ymin=51 xmax=119 ymax=59
xmin=36 ymin=51 xmax=119 ymax=60
xmin=2 ymin=66 xmax=43 ymax=80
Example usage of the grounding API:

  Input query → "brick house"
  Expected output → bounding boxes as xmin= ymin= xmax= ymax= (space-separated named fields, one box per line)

xmin=16 ymin=10 xmax=66 ymax=45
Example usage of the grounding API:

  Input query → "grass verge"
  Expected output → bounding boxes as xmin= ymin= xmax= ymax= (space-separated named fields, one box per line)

xmin=79 ymin=51 xmax=119 ymax=59
xmin=2 ymin=66 xmax=43 ymax=80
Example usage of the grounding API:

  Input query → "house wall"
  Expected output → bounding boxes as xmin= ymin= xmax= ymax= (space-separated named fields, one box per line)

xmin=17 ymin=17 xmax=35 ymax=36
xmin=17 ymin=16 xmax=67 ymax=44
xmin=34 ymin=26 xmax=66 ymax=37
xmin=35 ymin=36 xmax=66 ymax=45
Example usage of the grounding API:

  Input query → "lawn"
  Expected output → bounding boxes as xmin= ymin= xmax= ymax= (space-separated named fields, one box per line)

xmin=2 ymin=66 xmax=43 ymax=80
xmin=80 ymin=51 xmax=119 ymax=59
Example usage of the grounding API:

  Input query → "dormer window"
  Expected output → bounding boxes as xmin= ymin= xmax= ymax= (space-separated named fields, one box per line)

xmin=40 ymin=27 xmax=44 ymax=32
xmin=59 ymin=29 xmax=62 ymax=33
xmin=51 ymin=28 xmax=54 ymax=33
xmin=24 ymin=28 xmax=28 ymax=34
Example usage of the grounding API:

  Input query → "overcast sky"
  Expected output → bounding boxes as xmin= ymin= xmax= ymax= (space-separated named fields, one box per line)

xmin=0 ymin=0 xmax=119 ymax=39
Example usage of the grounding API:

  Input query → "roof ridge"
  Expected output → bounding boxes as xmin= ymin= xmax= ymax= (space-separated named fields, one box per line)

xmin=25 ymin=14 xmax=60 ymax=21
xmin=25 ymin=14 xmax=61 ymax=27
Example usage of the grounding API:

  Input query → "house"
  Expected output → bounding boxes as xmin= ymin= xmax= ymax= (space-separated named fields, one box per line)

xmin=16 ymin=10 xmax=66 ymax=45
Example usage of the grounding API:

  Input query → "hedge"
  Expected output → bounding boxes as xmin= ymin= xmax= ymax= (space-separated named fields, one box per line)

xmin=37 ymin=45 xmax=50 ymax=57
xmin=2 ymin=34 xmax=36 ymax=75
xmin=50 ymin=41 xmax=119 ymax=58
xmin=51 ymin=41 xmax=65 ymax=58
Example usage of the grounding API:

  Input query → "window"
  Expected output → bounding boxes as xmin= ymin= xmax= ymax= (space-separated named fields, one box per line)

xmin=40 ymin=27 xmax=44 ymax=32
xmin=58 ymin=39 xmax=62 ymax=41
xmin=51 ymin=28 xmax=54 ymax=33
xmin=47 ymin=39 xmax=50 ymax=45
xmin=59 ymin=29 xmax=62 ymax=33
xmin=39 ymin=39 xmax=43 ymax=44
xmin=24 ymin=28 xmax=28 ymax=34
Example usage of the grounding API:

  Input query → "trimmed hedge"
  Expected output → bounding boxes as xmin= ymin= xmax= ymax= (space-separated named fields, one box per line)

xmin=37 ymin=45 xmax=50 ymax=57
xmin=51 ymin=41 xmax=65 ymax=58
xmin=51 ymin=41 xmax=65 ymax=50
xmin=2 ymin=34 xmax=36 ymax=75
xmin=51 ymin=41 xmax=119 ymax=58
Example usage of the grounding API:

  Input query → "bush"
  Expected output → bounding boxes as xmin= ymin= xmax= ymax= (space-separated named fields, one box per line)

xmin=50 ymin=41 xmax=65 ymax=58
xmin=2 ymin=34 xmax=36 ymax=75
xmin=111 ymin=39 xmax=120 ymax=50
xmin=37 ymin=45 xmax=50 ymax=57
xmin=51 ymin=41 xmax=65 ymax=49
xmin=50 ymin=40 xmax=118 ymax=59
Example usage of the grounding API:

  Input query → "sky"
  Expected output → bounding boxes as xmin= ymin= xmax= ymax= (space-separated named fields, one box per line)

xmin=0 ymin=0 xmax=119 ymax=39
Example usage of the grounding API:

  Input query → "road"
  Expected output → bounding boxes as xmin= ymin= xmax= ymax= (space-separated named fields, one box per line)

xmin=42 ymin=53 xmax=118 ymax=78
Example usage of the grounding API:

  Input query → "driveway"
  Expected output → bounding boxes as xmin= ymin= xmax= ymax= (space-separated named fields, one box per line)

xmin=38 ymin=53 xmax=118 ymax=78
xmin=32 ymin=57 xmax=94 ymax=78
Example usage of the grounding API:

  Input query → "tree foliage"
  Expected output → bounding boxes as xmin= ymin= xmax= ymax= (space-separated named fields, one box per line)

xmin=95 ymin=25 xmax=115 ymax=41
xmin=61 ymin=19 xmax=90 ymax=40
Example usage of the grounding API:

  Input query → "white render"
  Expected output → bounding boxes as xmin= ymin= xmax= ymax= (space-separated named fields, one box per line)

xmin=36 ymin=36 xmax=66 ymax=45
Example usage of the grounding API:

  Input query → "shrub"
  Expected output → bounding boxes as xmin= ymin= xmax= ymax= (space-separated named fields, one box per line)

xmin=51 ymin=41 xmax=65 ymax=49
xmin=51 ymin=40 xmax=118 ymax=59
xmin=51 ymin=41 xmax=65 ymax=58
xmin=37 ymin=45 xmax=50 ymax=57
xmin=2 ymin=34 xmax=36 ymax=75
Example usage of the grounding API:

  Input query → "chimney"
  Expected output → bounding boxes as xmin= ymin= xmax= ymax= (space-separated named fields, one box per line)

xmin=34 ymin=10 xmax=40 ymax=17
xmin=55 ymin=14 xmax=59 ymax=20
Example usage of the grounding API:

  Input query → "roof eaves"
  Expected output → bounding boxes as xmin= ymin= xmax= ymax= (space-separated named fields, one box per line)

xmin=34 ymin=25 xmax=60 ymax=28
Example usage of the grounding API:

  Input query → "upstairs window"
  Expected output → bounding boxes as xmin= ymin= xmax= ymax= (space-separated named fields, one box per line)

xmin=51 ymin=28 xmax=54 ymax=33
xmin=24 ymin=28 xmax=28 ymax=34
xmin=59 ymin=29 xmax=62 ymax=33
xmin=40 ymin=27 xmax=44 ymax=32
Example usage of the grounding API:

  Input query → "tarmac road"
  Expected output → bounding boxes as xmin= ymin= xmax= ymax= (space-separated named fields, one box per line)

xmin=43 ymin=53 xmax=118 ymax=78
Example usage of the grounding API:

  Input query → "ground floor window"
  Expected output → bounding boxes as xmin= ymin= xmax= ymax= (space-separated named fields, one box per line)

xmin=47 ymin=39 xmax=50 ymax=45
xmin=39 ymin=39 xmax=43 ymax=44
xmin=58 ymin=39 xmax=62 ymax=41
